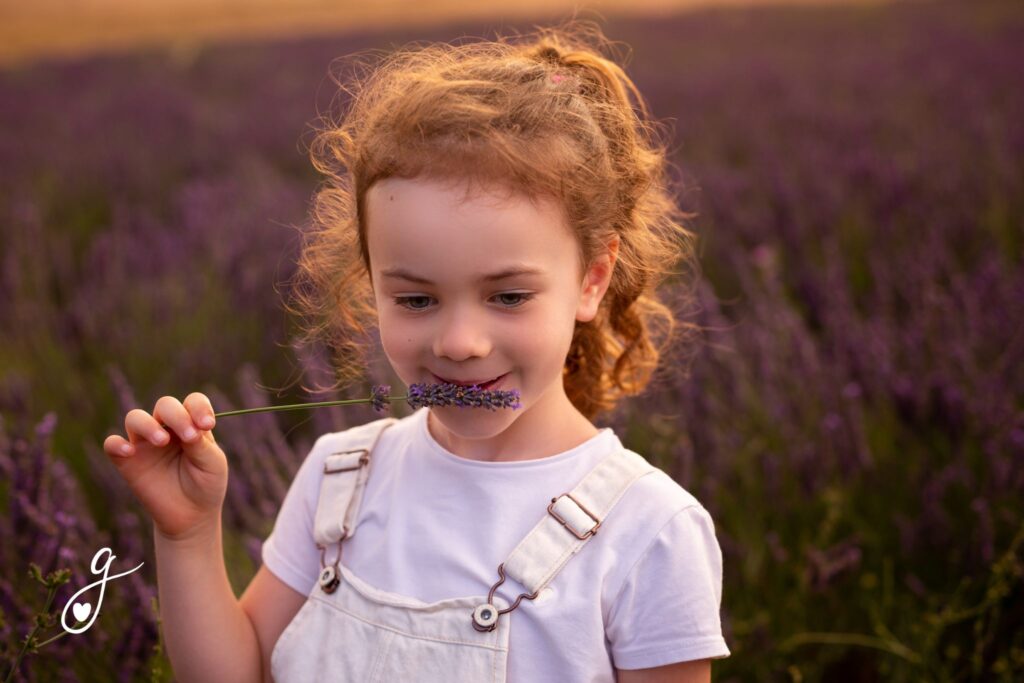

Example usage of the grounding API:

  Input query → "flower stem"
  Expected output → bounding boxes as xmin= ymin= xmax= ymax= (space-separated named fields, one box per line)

xmin=4 ymin=585 xmax=62 ymax=683
xmin=213 ymin=397 xmax=407 ymax=419
xmin=188 ymin=382 xmax=520 ymax=426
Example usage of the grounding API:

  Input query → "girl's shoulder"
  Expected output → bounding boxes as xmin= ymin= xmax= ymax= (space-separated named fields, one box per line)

xmin=619 ymin=448 xmax=707 ymax=514
xmin=577 ymin=448 xmax=720 ymax=573
xmin=608 ymin=451 xmax=723 ymax=550
xmin=310 ymin=415 xmax=403 ymax=452
xmin=292 ymin=414 xmax=411 ymax=480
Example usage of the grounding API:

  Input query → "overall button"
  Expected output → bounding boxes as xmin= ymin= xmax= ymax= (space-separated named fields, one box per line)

xmin=319 ymin=565 xmax=340 ymax=594
xmin=472 ymin=603 xmax=499 ymax=631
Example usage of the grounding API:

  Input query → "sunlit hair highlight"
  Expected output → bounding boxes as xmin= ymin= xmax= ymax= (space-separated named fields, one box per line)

xmin=284 ymin=19 xmax=701 ymax=420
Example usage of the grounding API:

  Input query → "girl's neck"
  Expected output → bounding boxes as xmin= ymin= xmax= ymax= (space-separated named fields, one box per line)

xmin=426 ymin=389 xmax=598 ymax=463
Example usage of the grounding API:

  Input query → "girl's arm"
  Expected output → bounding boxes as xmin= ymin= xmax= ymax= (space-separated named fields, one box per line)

xmin=105 ymin=393 xmax=267 ymax=680
xmin=617 ymin=658 xmax=711 ymax=683
xmin=607 ymin=504 xmax=728 ymax=678
xmin=239 ymin=565 xmax=308 ymax=683
xmin=154 ymin=518 xmax=263 ymax=683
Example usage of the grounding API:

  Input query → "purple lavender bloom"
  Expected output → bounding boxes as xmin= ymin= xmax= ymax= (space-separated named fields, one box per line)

xmin=406 ymin=382 xmax=522 ymax=411
xmin=370 ymin=385 xmax=391 ymax=413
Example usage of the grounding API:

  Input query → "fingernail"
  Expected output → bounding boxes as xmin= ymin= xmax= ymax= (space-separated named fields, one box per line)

xmin=120 ymin=444 xmax=132 ymax=455
xmin=153 ymin=431 xmax=168 ymax=443
xmin=200 ymin=416 xmax=214 ymax=429
xmin=184 ymin=427 xmax=198 ymax=440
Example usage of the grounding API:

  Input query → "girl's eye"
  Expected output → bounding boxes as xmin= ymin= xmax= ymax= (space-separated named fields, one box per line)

xmin=393 ymin=295 xmax=433 ymax=310
xmin=392 ymin=293 xmax=533 ymax=311
xmin=493 ymin=292 xmax=533 ymax=307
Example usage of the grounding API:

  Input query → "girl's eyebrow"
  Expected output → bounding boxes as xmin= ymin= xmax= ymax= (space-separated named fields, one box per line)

xmin=380 ymin=265 xmax=545 ymax=284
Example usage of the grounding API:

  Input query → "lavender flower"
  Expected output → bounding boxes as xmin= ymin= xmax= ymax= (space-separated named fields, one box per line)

xmin=370 ymin=384 xmax=391 ymax=413
xmin=406 ymin=382 xmax=522 ymax=411
xmin=210 ymin=382 xmax=521 ymax=419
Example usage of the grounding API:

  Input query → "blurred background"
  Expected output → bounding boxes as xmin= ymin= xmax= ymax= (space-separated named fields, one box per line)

xmin=0 ymin=0 xmax=889 ymax=67
xmin=1 ymin=0 xmax=1021 ymax=680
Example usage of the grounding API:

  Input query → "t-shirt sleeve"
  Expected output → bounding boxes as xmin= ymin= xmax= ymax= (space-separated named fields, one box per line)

xmin=606 ymin=504 xmax=731 ymax=670
xmin=260 ymin=435 xmax=329 ymax=597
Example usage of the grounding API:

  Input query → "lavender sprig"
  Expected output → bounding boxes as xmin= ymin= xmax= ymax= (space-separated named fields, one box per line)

xmin=406 ymin=382 xmax=521 ymax=411
xmin=209 ymin=382 xmax=521 ymax=420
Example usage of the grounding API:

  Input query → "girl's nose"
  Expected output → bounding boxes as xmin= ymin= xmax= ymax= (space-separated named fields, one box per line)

xmin=432 ymin=307 xmax=492 ymax=362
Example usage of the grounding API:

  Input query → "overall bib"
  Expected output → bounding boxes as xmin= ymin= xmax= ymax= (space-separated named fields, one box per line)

xmin=271 ymin=417 xmax=656 ymax=682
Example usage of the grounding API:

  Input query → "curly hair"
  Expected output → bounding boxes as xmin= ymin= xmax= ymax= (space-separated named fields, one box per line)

xmin=283 ymin=19 xmax=701 ymax=420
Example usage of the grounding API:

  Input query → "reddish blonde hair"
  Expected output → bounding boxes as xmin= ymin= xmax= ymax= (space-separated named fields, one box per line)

xmin=284 ymin=20 xmax=700 ymax=420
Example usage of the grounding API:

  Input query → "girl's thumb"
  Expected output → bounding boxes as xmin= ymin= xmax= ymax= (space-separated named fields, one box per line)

xmin=181 ymin=430 xmax=225 ymax=473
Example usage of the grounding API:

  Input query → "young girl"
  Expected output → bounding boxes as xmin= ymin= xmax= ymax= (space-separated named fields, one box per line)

xmin=103 ymin=21 xmax=730 ymax=683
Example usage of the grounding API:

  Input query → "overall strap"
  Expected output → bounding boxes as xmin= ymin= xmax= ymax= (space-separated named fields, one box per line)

xmin=502 ymin=448 xmax=655 ymax=596
xmin=313 ymin=417 xmax=398 ymax=548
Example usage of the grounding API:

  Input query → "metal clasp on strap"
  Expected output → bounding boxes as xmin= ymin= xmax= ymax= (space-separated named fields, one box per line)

xmin=316 ymin=541 xmax=344 ymax=594
xmin=472 ymin=563 xmax=539 ymax=632
xmin=547 ymin=493 xmax=601 ymax=540
xmin=323 ymin=448 xmax=370 ymax=474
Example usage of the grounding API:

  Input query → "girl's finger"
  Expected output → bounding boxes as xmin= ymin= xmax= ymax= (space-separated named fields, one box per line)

xmin=104 ymin=434 xmax=135 ymax=457
xmin=153 ymin=395 xmax=201 ymax=444
xmin=125 ymin=408 xmax=171 ymax=447
xmin=184 ymin=392 xmax=216 ymax=431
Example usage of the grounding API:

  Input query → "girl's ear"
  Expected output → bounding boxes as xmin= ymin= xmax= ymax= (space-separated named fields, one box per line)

xmin=575 ymin=235 xmax=620 ymax=323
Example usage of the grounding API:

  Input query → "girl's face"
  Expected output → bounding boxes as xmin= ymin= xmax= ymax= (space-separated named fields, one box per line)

xmin=365 ymin=175 xmax=617 ymax=461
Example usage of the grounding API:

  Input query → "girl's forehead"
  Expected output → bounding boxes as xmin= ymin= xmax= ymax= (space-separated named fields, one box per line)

xmin=366 ymin=175 xmax=554 ymax=217
xmin=365 ymin=177 xmax=577 ymax=265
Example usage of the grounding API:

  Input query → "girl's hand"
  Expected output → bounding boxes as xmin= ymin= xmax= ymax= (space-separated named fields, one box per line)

xmin=102 ymin=393 xmax=228 ymax=542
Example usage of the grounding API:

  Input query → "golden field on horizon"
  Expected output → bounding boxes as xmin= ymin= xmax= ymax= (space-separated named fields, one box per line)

xmin=1 ymin=0 xmax=895 ymax=67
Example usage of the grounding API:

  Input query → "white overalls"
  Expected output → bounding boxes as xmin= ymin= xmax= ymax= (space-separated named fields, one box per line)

xmin=271 ymin=416 xmax=656 ymax=682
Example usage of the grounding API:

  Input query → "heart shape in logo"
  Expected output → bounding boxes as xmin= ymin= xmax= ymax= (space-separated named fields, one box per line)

xmin=72 ymin=602 xmax=92 ymax=623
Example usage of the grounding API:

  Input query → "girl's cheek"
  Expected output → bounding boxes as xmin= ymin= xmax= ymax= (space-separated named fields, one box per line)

xmin=378 ymin=316 xmax=411 ymax=355
xmin=381 ymin=327 xmax=409 ymax=353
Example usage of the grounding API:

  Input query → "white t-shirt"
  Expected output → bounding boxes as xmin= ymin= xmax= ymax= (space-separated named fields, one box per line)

xmin=262 ymin=406 xmax=730 ymax=680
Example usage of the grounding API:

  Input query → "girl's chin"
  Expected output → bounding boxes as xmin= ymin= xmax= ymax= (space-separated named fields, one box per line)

xmin=428 ymin=404 xmax=516 ymax=436
xmin=428 ymin=405 xmax=499 ymax=444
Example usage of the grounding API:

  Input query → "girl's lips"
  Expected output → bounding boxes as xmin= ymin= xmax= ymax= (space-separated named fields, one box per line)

xmin=479 ymin=373 xmax=507 ymax=390
xmin=432 ymin=372 xmax=507 ymax=390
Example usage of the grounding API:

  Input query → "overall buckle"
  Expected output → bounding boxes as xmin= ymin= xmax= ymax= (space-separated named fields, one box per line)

xmin=472 ymin=564 xmax=538 ymax=632
xmin=323 ymin=448 xmax=370 ymax=474
xmin=547 ymin=493 xmax=601 ymax=540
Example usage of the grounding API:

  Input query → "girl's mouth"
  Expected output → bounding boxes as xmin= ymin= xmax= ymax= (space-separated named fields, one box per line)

xmin=432 ymin=373 xmax=507 ymax=390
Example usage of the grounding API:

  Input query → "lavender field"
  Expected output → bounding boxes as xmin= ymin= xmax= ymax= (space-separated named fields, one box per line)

xmin=1 ymin=0 xmax=1022 ymax=680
